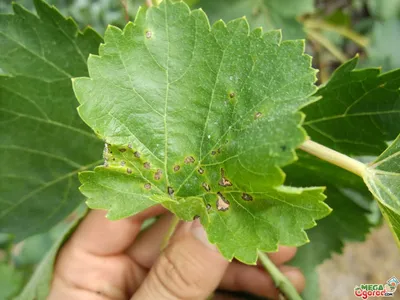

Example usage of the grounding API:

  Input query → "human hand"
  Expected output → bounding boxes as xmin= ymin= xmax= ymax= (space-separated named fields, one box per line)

xmin=49 ymin=206 xmax=305 ymax=300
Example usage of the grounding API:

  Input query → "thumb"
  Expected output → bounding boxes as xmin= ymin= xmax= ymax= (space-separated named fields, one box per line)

xmin=131 ymin=219 xmax=229 ymax=300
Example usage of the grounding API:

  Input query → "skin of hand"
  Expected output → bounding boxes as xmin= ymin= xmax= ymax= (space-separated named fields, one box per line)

xmin=49 ymin=205 xmax=305 ymax=300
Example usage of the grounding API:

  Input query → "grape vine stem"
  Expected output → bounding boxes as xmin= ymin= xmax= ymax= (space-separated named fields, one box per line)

xmin=258 ymin=251 xmax=302 ymax=300
xmin=299 ymin=139 xmax=366 ymax=177
xmin=161 ymin=214 xmax=180 ymax=250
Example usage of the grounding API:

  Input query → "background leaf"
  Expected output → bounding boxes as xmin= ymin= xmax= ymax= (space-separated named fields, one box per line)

xmin=15 ymin=205 xmax=87 ymax=300
xmin=74 ymin=0 xmax=330 ymax=263
xmin=303 ymin=56 xmax=400 ymax=155
xmin=0 ymin=0 xmax=102 ymax=240
xmin=285 ymin=153 xmax=377 ymax=299
xmin=0 ymin=263 xmax=24 ymax=300
xmin=191 ymin=0 xmax=313 ymax=40
xmin=367 ymin=0 xmax=400 ymax=20
xmin=0 ymin=0 xmax=144 ymax=33
xmin=366 ymin=19 xmax=400 ymax=72
xmin=364 ymin=134 xmax=400 ymax=246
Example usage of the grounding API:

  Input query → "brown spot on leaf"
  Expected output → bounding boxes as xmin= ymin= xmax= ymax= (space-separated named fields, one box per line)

xmin=134 ymin=151 xmax=141 ymax=158
xmin=216 ymin=192 xmax=230 ymax=211
xmin=198 ymin=168 xmax=204 ymax=174
xmin=173 ymin=165 xmax=180 ymax=172
xmin=184 ymin=156 xmax=195 ymax=164
xmin=128 ymin=144 xmax=132 ymax=149
xmin=193 ymin=215 xmax=200 ymax=220
xmin=119 ymin=148 xmax=126 ymax=153
xmin=211 ymin=151 xmax=217 ymax=156
xmin=104 ymin=162 xmax=109 ymax=167
xmin=127 ymin=168 xmax=132 ymax=174
xmin=229 ymin=92 xmax=235 ymax=98
xmin=255 ymin=112 xmax=262 ymax=119
xmin=154 ymin=169 xmax=162 ymax=180
xmin=202 ymin=182 xmax=211 ymax=192
xmin=120 ymin=161 xmax=126 ymax=166
xmin=280 ymin=145 xmax=287 ymax=151
xmin=219 ymin=168 xmax=232 ymax=187
xmin=144 ymin=183 xmax=151 ymax=190
xmin=241 ymin=193 xmax=253 ymax=201
xmin=219 ymin=178 xmax=232 ymax=187
xmin=144 ymin=162 xmax=151 ymax=169
xmin=168 ymin=186 xmax=174 ymax=196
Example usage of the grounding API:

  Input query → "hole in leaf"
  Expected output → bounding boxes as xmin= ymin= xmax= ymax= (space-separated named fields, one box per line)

xmin=154 ymin=169 xmax=162 ymax=180
xmin=184 ymin=156 xmax=195 ymax=164
xmin=202 ymin=182 xmax=211 ymax=192
xmin=144 ymin=183 xmax=151 ymax=190
xmin=146 ymin=31 xmax=152 ymax=39
xmin=173 ymin=165 xmax=180 ymax=172
xmin=120 ymin=161 xmax=126 ymax=166
xmin=128 ymin=144 xmax=132 ymax=149
xmin=211 ymin=150 xmax=217 ymax=156
xmin=144 ymin=162 xmax=151 ymax=169
xmin=241 ymin=193 xmax=253 ymax=201
xmin=216 ymin=192 xmax=230 ymax=211
xmin=104 ymin=162 xmax=109 ymax=167
xmin=255 ymin=112 xmax=262 ymax=119
xmin=198 ymin=168 xmax=204 ymax=174
xmin=168 ymin=186 xmax=174 ymax=196
xmin=134 ymin=151 xmax=141 ymax=158
xmin=127 ymin=168 xmax=132 ymax=174
xmin=206 ymin=204 xmax=211 ymax=210
xmin=193 ymin=215 xmax=200 ymax=220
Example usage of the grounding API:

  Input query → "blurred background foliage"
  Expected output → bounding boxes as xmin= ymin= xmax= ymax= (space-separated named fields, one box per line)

xmin=0 ymin=0 xmax=399 ymax=299
xmin=2 ymin=0 xmax=400 ymax=78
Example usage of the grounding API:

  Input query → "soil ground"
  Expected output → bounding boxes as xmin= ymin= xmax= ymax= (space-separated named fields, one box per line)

xmin=319 ymin=224 xmax=400 ymax=300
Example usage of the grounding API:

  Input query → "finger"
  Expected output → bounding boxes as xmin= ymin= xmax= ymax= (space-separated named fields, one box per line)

xmin=131 ymin=220 xmax=229 ymax=300
xmin=220 ymin=263 xmax=305 ymax=299
xmin=69 ymin=205 xmax=166 ymax=256
xmin=126 ymin=212 xmax=174 ymax=268
xmin=261 ymin=246 xmax=297 ymax=266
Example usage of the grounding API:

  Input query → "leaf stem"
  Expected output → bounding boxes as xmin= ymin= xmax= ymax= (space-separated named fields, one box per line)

xmin=258 ymin=251 xmax=302 ymax=300
xmin=303 ymin=19 xmax=369 ymax=47
xmin=299 ymin=139 xmax=366 ymax=177
xmin=161 ymin=214 xmax=180 ymax=250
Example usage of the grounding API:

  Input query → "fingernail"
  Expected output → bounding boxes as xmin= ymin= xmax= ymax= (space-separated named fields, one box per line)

xmin=190 ymin=219 xmax=218 ymax=251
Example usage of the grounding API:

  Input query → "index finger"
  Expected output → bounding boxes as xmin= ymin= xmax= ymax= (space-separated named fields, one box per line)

xmin=68 ymin=204 xmax=166 ymax=256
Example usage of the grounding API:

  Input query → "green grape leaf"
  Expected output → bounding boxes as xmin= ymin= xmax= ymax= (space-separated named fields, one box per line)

xmin=286 ymin=153 xmax=376 ymax=300
xmin=74 ymin=0 xmax=331 ymax=263
xmin=364 ymin=134 xmax=400 ymax=246
xmin=15 ymin=205 xmax=87 ymax=300
xmin=0 ymin=0 xmax=102 ymax=240
xmin=192 ymin=0 xmax=313 ymax=40
xmin=303 ymin=56 xmax=400 ymax=156
xmin=0 ymin=263 xmax=24 ymax=300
